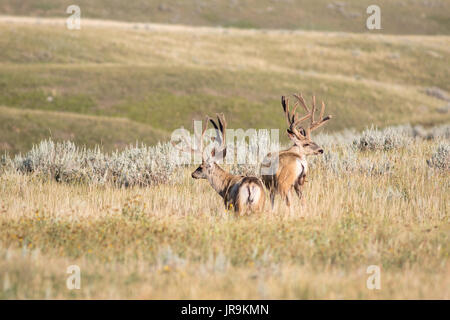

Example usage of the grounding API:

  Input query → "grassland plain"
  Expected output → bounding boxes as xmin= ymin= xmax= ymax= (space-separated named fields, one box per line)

xmin=0 ymin=17 xmax=449 ymax=154
xmin=0 ymin=0 xmax=449 ymax=34
xmin=0 ymin=130 xmax=448 ymax=299
xmin=0 ymin=7 xmax=448 ymax=300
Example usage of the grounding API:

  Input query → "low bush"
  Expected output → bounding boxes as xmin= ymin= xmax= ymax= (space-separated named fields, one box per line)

xmin=12 ymin=140 xmax=183 ymax=187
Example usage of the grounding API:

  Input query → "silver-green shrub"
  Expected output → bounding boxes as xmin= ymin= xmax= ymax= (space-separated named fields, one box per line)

xmin=311 ymin=147 xmax=392 ymax=176
xmin=312 ymin=148 xmax=358 ymax=174
xmin=3 ymin=123 xmax=449 ymax=185
xmin=107 ymin=143 xmax=181 ymax=187
xmin=353 ymin=126 xmax=412 ymax=151
xmin=358 ymin=154 xmax=393 ymax=176
xmin=427 ymin=142 xmax=450 ymax=171
xmin=1 ymin=153 xmax=13 ymax=174
xmin=427 ymin=124 xmax=450 ymax=140
xmin=12 ymin=140 xmax=182 ymax=186
xmin=14 ymin=140 xmax=87 ymax=182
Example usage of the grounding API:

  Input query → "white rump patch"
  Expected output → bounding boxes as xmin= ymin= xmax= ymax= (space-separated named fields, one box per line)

xmin=296 ymin=158 xmax=307 ymax=178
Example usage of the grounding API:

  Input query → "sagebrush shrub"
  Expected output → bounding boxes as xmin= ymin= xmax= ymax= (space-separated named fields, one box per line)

xmin=313 ymin=148 xmax=358 ymax=175
xmin=353 ymin=126 xmax=411 ymax=151
xmin=427 ymin=143 xmax=450 ymax=171
xmin=14 ymin=140 xmax=87 ymax=182
xmin=312 ymin=147 xmax=392 ymax=176
xmin=13 ymin=140 xmax=182 ymax=186
xmin=427 ymin=124 xmax=450 ymax=140
xmin=358 ymin=154 xmax=393 ymax=176
xmin=3 ymin=123 xmax=448 ymax=185
xmin=107 ymin=142 xmax=182 ymax=187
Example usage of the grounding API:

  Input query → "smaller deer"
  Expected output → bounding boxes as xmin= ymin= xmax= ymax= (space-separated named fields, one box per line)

xmin=261 ymin=94 xmax=332 ymax=210
xmin=173 ymin=114 xmax=265 ymax=215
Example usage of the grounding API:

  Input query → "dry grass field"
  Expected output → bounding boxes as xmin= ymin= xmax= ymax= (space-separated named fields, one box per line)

xmin=0 ymin=2 xmax=449 ymax=300
xmin=0 ymin=129 xmax=448 ymax=299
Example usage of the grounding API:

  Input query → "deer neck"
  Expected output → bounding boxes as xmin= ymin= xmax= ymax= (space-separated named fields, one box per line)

xmin=206 ymin=164 xmax=233 ymax=198
xmin=286 ymin=144 xmax=307 ymax=160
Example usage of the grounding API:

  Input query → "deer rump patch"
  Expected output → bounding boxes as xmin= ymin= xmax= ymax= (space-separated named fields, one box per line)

xmin=226 ymin=177 xmax=264 ymax=208
xmin=296 ymin=157 xmax=308 ymax=178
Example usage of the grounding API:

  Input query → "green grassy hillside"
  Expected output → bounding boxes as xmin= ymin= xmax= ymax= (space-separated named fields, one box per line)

xmin=0 ymin=18 xmax=449 ymax=154
xmin=0 ymin=0 xmax=449 ymax=35
xmin=0 ymin=106 xmax=167 ymax=154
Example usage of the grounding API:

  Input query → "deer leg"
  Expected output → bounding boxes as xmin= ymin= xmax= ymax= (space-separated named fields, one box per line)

xmin=235 ymin=196 xmax=247 ymax=216
xmin=285 ymin=191 xmax=294 ymax=215
xmin=270 ymin=189 xmax=276 ymax=211
xmin=279 ymin=185 xmax=292 ymax=213
xmin=294 ymin=182 xmax=302 ymax=199
xmin=237 ymin=204 xmax=245 ymax=216
xmin=285 ymin=191 xmax=291 ymax=207
xmin=293 ymin=183 xmax=306 ymax=206
xmin=259 ymin=191 xmax=266 ymax=212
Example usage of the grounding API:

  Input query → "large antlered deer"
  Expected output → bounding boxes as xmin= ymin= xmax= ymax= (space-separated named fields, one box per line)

xmin=261 ymin=93 xmax=332 ymax=210
xmin=173 ymin=114 xmax=265 ymax=215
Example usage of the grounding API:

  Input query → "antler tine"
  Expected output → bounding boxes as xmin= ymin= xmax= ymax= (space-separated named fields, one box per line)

xmin=310 ymin=95 xmax=316 ymax=125
xmin=219 ymin=112 xmax=227 ymax=129
xmin=281 ymin=96 xmax=288 ymax=114
xmin=209 ymin=113 xmax=227 ymax=160
xmin=319 ymin=100 xmax=325 ymax=120
xmin=284 ymin=92 xmax=332 ymax=139
xmin=281 ymin=96 xmax=293 ymax=127
xmin=291 ymin=101 xmax=299 ymax=123
xmin=209 ymin=118 xmax=219 ymax=141
xmin=310 ymin=115 xmax=333 ymax=131
xmin=290 ymin=93 xmax=312 ymax=136
xmin=293 ymin=93 xmax=309 ymax=113
xmin=218 ymin=113 xmax=227 ymax=146
xmin=282 ymin=96 xmax=303 ymax=128
xmin=309 ymin=97 xmax=333 ymax=134
xmin=218 ymin=113 xmax=227 ymax=155
xmin=293 ymin=112 xmax=312 ymax=126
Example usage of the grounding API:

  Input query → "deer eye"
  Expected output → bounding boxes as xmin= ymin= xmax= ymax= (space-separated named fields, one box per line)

xmin=304 ymin=143 xmax=310 ymax=147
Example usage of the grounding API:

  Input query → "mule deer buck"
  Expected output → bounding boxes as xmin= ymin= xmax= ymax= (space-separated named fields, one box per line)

xmin=173 ymin=113 xmax=265 ymax=215
xmin=261 ymin=93 xmax=332 ymax=210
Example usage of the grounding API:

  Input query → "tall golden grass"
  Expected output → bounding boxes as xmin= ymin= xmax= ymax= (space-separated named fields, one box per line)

xmin=0 ymin=136 xmax=448 ymax=299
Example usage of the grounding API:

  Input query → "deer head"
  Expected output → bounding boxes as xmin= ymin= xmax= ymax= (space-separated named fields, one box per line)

xmin=172 ymin=114 xmax=227 ymax=180
xmin=282 ymin=93 xmax=332 ymax=156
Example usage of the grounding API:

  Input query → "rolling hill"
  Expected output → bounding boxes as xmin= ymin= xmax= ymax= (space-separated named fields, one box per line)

xmin=0 ymin=0 xmax=449 ymax=34
xmin=0 ymin=16 xmax=449 ymax=154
